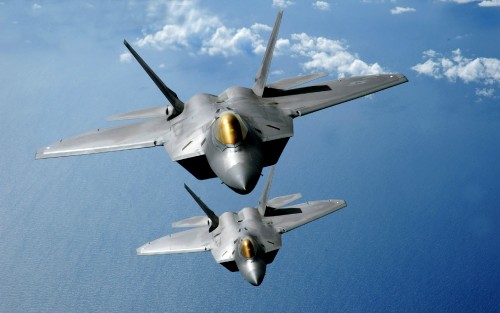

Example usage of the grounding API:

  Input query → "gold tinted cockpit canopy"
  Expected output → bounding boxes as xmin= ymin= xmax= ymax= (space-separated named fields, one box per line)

xmin=215 ymin=112 xmax=247 ymax=146
xmin=240 ymin=237 xmax=256 ymax=259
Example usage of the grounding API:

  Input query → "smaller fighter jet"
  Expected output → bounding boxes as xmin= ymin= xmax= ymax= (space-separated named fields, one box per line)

xmin=137 ymin=167 xmax=347 ymax=286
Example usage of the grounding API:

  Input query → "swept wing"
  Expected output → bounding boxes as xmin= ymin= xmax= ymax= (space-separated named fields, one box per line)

xmin=267 ymin=199 xmax=346 ymax=233
xmin=35 ymin=118 xmax=168 ymax=159
xmin=274 ymin=74 xmax=408 ymax=117
xmin=136 ymin=227 xmax=211 ymax=255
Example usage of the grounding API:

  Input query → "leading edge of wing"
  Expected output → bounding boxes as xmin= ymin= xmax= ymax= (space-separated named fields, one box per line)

xmin=35 ymin=118 xmax=168 ymax=159
xmin=275 ymin=74 xmax=408 ymax=117
xmin=137 ymin=227 xmax=211 ymax=255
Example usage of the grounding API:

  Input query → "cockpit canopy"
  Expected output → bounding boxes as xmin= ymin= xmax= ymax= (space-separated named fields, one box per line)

xmin=240 ymin=237 xmax=257 ymax=259
xmin=215 ymin=112 xmax=248 ymax=146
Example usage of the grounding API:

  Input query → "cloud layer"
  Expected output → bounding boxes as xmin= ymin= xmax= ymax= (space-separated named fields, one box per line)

xmin=131 ymin=1 xmax=386 ymax=78
xmin=289 ymin=33 xmax=385 ymax=77
xmin=412 ymin=49 xmax=500 ymax=85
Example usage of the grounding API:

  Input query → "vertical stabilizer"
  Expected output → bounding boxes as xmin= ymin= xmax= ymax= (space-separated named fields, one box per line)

xmin=258 ymin=166 xmax=276 ymax=216
xmin=124 ymin=40 xmax=184 ymax=118
xmin=252 ymin=11 xmax=283 ymax=97
xmin=184 ymin=184 xmax=219 ymax=232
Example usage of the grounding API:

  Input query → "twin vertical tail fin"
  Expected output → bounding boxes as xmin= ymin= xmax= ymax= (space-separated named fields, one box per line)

xmin=123 ymin=40 xmax=184 ymax=118
xmin=258 ymin=166 xmax=276 ymax=216
xmin=184 ymin=184 xmax=219 ymax=232
xmin=252 ymin=10 xmax=283 ymax=97
xmin=257 ymin=166 xmax=303 ymax=217
xmin=124 ymin=10 xmax=283 ymax=111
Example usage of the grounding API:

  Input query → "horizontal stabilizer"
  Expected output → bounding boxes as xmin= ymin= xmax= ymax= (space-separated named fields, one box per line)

xmin=184 ymin=184 xmax=219 ymax=232
xmin=268 ymin=199 xmax=346 ymax=233
xmin=172 ymin=216 xmax=210 ymax=228
xmin=107 ymin=106 xmax=169 ymax=121
xmin=137 ymin=227 xmax=211 ymax=255
xmin=265 ymin=207 xmax=302 ymax=217
xmin=267 ymin=193 xmax=302 ymax=208
xmin=267 ymin=73 xmax=327 ymax=90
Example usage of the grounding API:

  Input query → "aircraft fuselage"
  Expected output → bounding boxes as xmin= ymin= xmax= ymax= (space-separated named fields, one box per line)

xmin=210 ymin=207 xmax=282 ymax=286
xmin=175 ymin=88 xmax=289 ymax=194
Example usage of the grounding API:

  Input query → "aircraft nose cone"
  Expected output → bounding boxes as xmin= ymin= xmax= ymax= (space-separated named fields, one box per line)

xmin=224 ymin=163 xmax=260 ymax=195
xmin=246 ymin=269 xmax=265 ymax=286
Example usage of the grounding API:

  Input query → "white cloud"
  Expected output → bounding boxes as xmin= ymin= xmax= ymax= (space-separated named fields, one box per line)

xmin=275 ymin=38 xmax=291 ymax=55
xmin=444 ymin=0 xmax=476 ymax=3
xmin=135 ymin=1 xmax=222 ymax=50
xmin=411 ymin=59 xmax=441 ymax=78
xmin=475 ymin=88 xmax=495 ymax=97
xmin=135 ymin=1 xmax=272 ymax=57
xmin=290 ymin=33 xmax=385 ymax=77
xmin=32 ymin=3 xmax=42 ymax=9
xmin=313 ymin=1 xmax=331 ymax=10
xmin=444 ymin=0 xmax=500 ymax=6
xmin=273 ymin=0 xmax=294 ymax=8
xmin=423 ymin=49 xmax=438 ymax=58
xmin=250 ymin=23 xmax=272 ymax=32
xmin=119 ymin=52 xmax=132 ymax=63
xmin=131 ymin=0 xmax=389 ymax=76
xmin=412 ymin=49 xmax=500 ymax=85
xmin=200 ymin=24 xmax=269 ymax=57
xmin=390 ymin=7 xmax=416 ymax=14
xmin=478 ymin=0 xmax=500 ymax=6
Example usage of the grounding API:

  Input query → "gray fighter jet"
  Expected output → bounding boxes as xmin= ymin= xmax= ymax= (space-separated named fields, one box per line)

xmin=36 ymin=11 xmax=407 ymax=194
xmin=137 ymin=167 xmax=346 ymax=286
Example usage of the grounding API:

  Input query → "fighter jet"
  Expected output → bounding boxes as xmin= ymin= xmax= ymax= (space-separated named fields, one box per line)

xmin=137 ymin=166 xmax=346 ymax=286
xmin=36 ymin=11 xmax=407 ymax=194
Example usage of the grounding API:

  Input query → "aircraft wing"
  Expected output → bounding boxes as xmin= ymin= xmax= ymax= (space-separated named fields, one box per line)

xmin=136 ymin=227 xmax=212 ymax=256
xmin=274 ymin=74 xmax=408 ymax=117
xmin=267 ymin=199 xmax=346 ymax=233
xmin=35 ymin=118 xmax=169 ymax=159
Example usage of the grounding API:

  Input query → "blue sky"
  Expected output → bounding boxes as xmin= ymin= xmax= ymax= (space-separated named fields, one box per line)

xmin=1 ymin=1 xmax=500 ymax=312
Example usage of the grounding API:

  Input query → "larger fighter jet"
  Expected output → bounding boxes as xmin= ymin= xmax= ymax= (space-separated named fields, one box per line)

xmin=137 ymin=166 xmax=347 ymax=286
xmin=36 ymin=11 xmax=408 ymax=194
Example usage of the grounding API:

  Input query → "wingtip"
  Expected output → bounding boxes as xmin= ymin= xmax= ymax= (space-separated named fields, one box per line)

xmin=394 ymin=73 xmax=409 ymax=83
xmin=35 ymin=148 xmax=48 ymax=160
